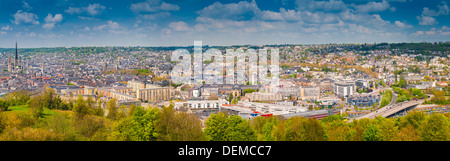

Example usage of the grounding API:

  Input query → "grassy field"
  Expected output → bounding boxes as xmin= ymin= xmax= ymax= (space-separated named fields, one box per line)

xmin=6 ymin=104 xmax=55 ymax=117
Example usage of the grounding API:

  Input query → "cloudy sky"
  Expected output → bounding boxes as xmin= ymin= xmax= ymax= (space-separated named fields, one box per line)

xmin=0 ymin=0 xmax=449 ymax=48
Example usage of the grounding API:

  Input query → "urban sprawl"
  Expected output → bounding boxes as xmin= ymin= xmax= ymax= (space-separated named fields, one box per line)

xmin=1 ymin=42 xmax=449 ymax=130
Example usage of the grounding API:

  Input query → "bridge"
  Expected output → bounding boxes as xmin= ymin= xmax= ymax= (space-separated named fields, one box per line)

xmin=349 ymin=99 xmax=424 ymax=122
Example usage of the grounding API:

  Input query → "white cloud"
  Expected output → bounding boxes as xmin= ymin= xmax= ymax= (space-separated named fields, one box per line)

xmin=65 ymin=7 xmax=81 ymax=14
xmin=394 ymin=21 xmax=412 ymax=28
xmin=95 ymin=20 xmax=127 ymax=34
xmin=417 ymin=15 xmax=437 ymax=25
xmin=296 ymin=0 xmax=347 ymax=11
xmin=42 ymin=23 xmax=55 ymax=29
xmin=22 ymin=1 xmax=32 ymax=10
xmin=197 ymin=0 xmax=259 ymax=20
xmin=131 ymin=0 xmax=180 ymax=13
xmin=45 ymin=13 xmax=63 ymax=23
xmin=417 ymin=1 xmax=448 ymax=26
xmin=414 ymin=26 xmax=450 ymax=36
xmin=43 ymin=13 xmax=63 ymax=29
xmin=138 ymin=12 xmax=171 ymax=20
xmin=65 ymin=3 xmax=105 ymax=16
xmin=12 ymin=10 xmax=39 ymax=25
xmin=1 ymin=25 xmax=12 ymax=31
xmin=169 ymin=21 xmax=190 ymax=31
xmin=86 ymin=3 xmax=106 ymax=16
xmin=412 ymin=30 xmax=424 ymax=36
xmin=353 ymin=0 xmax=391 ymax=13
xmin=422 ymin=1 xmax=449 ymax=16
xmin=259 ymin=8 xmax=303 ymax=22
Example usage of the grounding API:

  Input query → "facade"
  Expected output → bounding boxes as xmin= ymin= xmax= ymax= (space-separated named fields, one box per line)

xmin=347 ymin=93 xmax=381 ymax=108
xmin=279 ymin=86 xmax=300 ymax=97
xmin=355 ymin=79 xmax=369 ymax=88
xmin=110 ymin=91 xmax=136 ymax=100
xmin=111 ymin=86 xmax=134 ymax=95
xmin=174 ymin=100 xmax=227 ymax=109
xmin=405 ymin=76 xmax=424 ymax=84
xmin=300 ymin=87 xmax=320 ymax=99
xmin=334 ymin=81 xmax=355 ymax=98
xmin=137 ymin=87 xmax=172 ymax=103
xmin=245 ymin=92 xmax=282 ymax=102
xmin=127 ymin=81 xmax=146 ymax=91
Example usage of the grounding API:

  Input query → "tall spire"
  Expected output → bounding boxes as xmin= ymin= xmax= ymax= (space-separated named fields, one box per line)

xmin=14 ymin=41 xmax=19 ymax=69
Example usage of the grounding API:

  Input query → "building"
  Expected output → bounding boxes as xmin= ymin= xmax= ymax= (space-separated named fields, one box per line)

xmin=405 ymin=76 xmax=424 ymax=84
xmin=137 ymin=87 xmax=172 ymax=103
xmin=355 ymin=79 xmax=369 ymax=88
xmin=347 ymin=93 xmax=381 ymax=108
xmin=14 ymin=41 xmax=19 ymax=69
xmin=334 ymin=81 xmax=355 ymax=98
xmin=245 ymin=92 xmax=282 ymax=102
xmin=174 ymin=100 xmax=227 ymax=109
xmin=279 ymin=86 xmax=301 ymax=98
xmin=7 ymin=56 xmax=11 ymax=72
xmin=127 ymin=81 xmax=146 ymax=91
xmin=300 ymin=87 xmax=320 ymax=99
xmin=110 ymin=91 xmax=136 ymax=100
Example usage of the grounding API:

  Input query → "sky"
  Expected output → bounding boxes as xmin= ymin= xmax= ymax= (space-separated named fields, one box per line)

xmin=0 ymin=0 xmax=449 ymax=48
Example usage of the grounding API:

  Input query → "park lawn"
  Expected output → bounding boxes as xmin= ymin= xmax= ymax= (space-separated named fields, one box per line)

xmin=7 ymin=104 xmax=55 ymax=117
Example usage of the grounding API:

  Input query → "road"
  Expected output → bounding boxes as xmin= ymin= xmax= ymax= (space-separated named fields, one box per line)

xmin=350 ymin=99 xmax=423 ymax=121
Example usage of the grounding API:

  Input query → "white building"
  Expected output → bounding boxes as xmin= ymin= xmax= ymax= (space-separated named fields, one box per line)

xmin=334 ymin=81 xmax=355 ymax=98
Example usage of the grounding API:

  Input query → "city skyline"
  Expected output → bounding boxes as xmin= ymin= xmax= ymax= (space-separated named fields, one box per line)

xmin=0 ymin=0 xmax=449 ymax=48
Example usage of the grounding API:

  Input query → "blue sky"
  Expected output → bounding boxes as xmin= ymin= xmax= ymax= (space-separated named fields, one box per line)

xmin=0 ymin=0 xmax=449 ymax=48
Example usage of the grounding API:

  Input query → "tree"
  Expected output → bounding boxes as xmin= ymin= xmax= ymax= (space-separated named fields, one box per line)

xmin=285 ymin=117 xmax=305 ymax=141
xmin=111 ymin=106 xmax=160 ymax=141
xmin=204 ymin=112 xmax=229 ymax=141
xmin=301 ymin=118 xmax=326 ymax=141
xmin=169 ymin=112 xmax=206 ymax=141
xmin=326 ymin=124 xmax=355 ymax=141
xmin=398 ymin=76 xmax=406 ymax=88
xmin=131 ymin=106 xmax=159 ymax=141
xmin=362 ymin=124 xmax=381 ymax=141
xmin=3 ymin=90 xmax=30 ymax=106
xmin=157 ymin=104 xmax=206 ymax=141
xmin=45 ymin=112 xmax=76 ymax=141
xmin=421 ymin=113 xmax=449 ymax=141
xmin=225 ymin=115 xmax=256 ymax=141
xmin=106 ymin=98 xmax=118 ymax=120
xmin=0 ymin=100 xmax=9 ymax=112
xmin=73 ymin=95 xmax=89 ymax=119
xmin=378 ymin=119 xmax=398 ymax=141
xmin=28 ymin=95 xmax=44 ymax=120
xmin=86 ymin=95 xmax=95 ymax=110
xmin=272 ymin=120 xmax=286 ymax=141
xmin=75 ymin=116 xmax=106 ymax=141
xmin=399 ymin=111 xmax=427 ymax=130
xmin=228 ymin=93 xmax=233 ymax=104
xmin=204 ymin=112 xmax=256 ymax=141
xmin=157 ymin=104 xmax=176 ymax=141
xmin=42 ymin=87 xmax=60 ymax=109
xmin=261 ymin=117 xmax=279 ymax=141
xmin=395 ymin=125 xmax=421 ymax=141
xmin=431 ymin=90 xmax=448 ymax=105
xmin=93 ymin=100 xmax=104 ymax=117
xmin=116 ymin=105 xmax=128 ymax=120
xmin=128 ymin=104 xmax=136 ymax=117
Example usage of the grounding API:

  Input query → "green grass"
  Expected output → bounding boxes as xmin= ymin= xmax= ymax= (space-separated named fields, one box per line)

xmin=7 ymin=105 xmax=30 ymax=112
xmin=6 ymin=104 xmax=55 ymax=117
